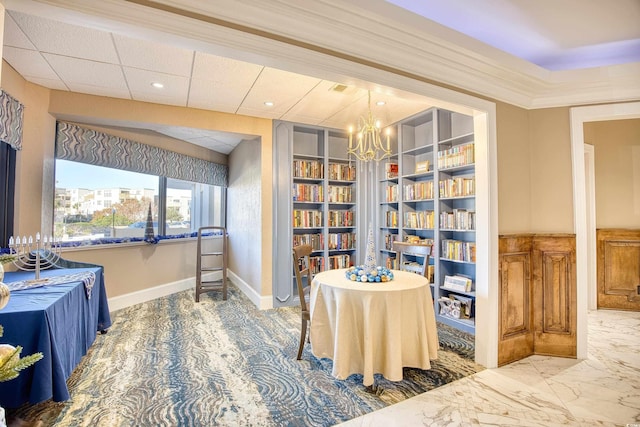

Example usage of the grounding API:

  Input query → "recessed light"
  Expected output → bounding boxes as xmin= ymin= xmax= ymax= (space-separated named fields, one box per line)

xmin=151 ymin=82 xmax=164 ymax=89
xmin=264 ymin=101 xmax=274 ymax=107
xmin=376 ymin=100 xmax=386 ymax=106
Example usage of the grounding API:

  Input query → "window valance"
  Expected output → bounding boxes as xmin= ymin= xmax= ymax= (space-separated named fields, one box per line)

xmin=0 ymin=89 xmax=25 ymax=151
xmin=55 ymin=122 xmax=228 ymax=187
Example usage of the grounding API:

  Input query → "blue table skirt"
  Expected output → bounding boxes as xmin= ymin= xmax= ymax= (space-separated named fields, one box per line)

xmin=0 ymin=267 xmax=111 ymax=407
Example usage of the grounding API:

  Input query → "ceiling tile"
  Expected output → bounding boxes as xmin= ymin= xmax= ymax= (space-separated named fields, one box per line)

xmin=2 ymin=46 xmax=60 ymax=81
xmin=42 ymin=54 xmax=128 ymax=90
xmin=123 ymin=67 xmax=190 ymax=102
xmin=3 ymin=13 xmax=36 ymax=50
xmin=188 ymin=78 xmax=250 ymax=113
xmin=192 ymin=52 xmax=263 ymax=82
xmin=112 ymin=34 xmax=194 ymax=77
xmin=64 ymin=83 xmax=131 ymax=100
xmin=236 ymin=67 xmax=322 ymax=115
xmin=9 ymin=11 xmax=119 ymax=63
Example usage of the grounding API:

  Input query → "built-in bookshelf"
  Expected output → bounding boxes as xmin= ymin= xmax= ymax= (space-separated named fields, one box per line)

xmin=376 ymin=107 xmax=477 ymax=334
xmin=272 ymin=122 xmax=358 ymax=307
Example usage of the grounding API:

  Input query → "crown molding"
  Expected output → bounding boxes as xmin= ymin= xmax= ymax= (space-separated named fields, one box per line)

xmin=6 ymin=0 xmax=640 ymax=109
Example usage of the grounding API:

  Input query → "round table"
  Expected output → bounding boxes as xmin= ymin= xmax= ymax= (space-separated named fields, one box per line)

xmin=309 ymin=268 xmax=439 ymax=386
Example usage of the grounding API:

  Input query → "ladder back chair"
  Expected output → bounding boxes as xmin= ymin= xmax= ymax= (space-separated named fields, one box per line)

xmin=392 ymin=241 xmax=433 ymax=281
xmin=292 ymin=244 xmax=313 ymax=360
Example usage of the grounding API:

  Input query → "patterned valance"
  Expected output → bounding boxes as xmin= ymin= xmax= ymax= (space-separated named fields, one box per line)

xmin=0 ymin=89 xmax=25 ymax=150
xmin=55 ymin=122 xmax=227 ymax=187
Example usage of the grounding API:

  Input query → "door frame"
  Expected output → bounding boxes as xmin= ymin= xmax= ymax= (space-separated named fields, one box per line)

xmin=570 ymin=101 xmax=640 ymax=359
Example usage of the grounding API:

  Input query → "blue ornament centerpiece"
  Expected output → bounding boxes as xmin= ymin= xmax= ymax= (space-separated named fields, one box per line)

xmin=346 ymin=222 xmax=394 ymax=282
xmin=346 ymin=265 xmax=394 ymax=283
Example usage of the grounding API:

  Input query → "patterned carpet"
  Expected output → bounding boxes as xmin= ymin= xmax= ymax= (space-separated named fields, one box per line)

xmin=6 ymin=283 xmax=482 ymax=426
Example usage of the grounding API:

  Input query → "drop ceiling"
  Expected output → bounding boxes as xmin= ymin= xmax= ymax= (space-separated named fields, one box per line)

xmin=2 ymin=0 xmax=639 ymax=154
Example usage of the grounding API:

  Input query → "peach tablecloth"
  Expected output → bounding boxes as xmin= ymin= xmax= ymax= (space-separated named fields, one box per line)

xmin=309 ymin=268 xmax=438 ymax=386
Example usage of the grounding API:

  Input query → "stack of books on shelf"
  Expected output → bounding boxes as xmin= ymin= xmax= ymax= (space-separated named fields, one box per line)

xmin=385 ymin=184 xmax=398 ymax=202
xmin=293 ymin=183 xmax=324 ymax=202
xmin=328 ymin=163 xmax=356 ymax=181
xmin=404 ymin=235 xmax=435 ymax=246
xmin=404 ymin=210 xmax=435 ymax=229
xmin=328 ymin=232 xmax=356 ymax=250
xmin=442 ymin=274 xmax=474 ymax=293
xmin=293 ymin=233 xmax=324 ymax=250
xmin=441 ymin=239 xmax=476 ymax=263
xmin=328 ymin=254 xmax=351 ymax=269
xmin=439 ymin=209 xmax=476 ymax=230
xmin=328 ymin=210 xmax=354 ymax=227
xmin=385 ymin=211 xmax=398 ymax=227
xmin=308 ymin=256 xmax=325 ymax=275
xmin=437 ymin=143 xmax=474 ymax=169
xmin=404 ymin=181 xmax=434 ymax=201
xmin=327 ymin=185 xmax=353 ymax=203
xmin=384 ymin=233 xmax=398 ymax=250
xmin=293 ymin=159 xmax=324 ymax=179
xmin=293 ymin=209 xmax=323 ymax=228
xmin=438 ymin=177 xmax=475 ymax=198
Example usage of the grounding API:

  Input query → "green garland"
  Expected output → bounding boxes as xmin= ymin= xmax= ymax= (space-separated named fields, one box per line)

xmin=0 ymin=325 xmax=44 ymax=382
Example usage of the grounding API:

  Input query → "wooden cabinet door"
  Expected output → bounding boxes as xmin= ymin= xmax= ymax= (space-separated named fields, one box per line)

xmin=597 ymin=229 xmax=640 ymax=310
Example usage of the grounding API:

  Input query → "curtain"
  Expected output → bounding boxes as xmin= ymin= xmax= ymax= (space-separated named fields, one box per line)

xmin=0 ymin=143 xmax=16 ymax=246
xmin=55 ymin=121 xmax=228 ymax=187
xmin=0 ymin=89 xmax=24 ymax=151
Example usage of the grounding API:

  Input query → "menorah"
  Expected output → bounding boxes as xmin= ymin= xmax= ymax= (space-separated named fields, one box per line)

xmin=8 ymin=233 xmax=62 ymax=280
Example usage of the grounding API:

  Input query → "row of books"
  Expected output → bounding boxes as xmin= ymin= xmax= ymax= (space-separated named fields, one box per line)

xmin=293 ymin=233 xmax=324 ymax=250
xmin=385 ymin=211 xmax=399 ymax=227
xmin=327 ymin=185 xmax=353 ymax=203
xmin=328 ymin=232 xmax=356 ymax=250
xmin=293 ymin=209 xmax=323 ymax=228
xmin=300 ymin=254 xmax=352 ymax=275
xmin=383 ymin=233 xmax=399 ymax=250
xmin=439 ymin=177 xmax=475 ymax=198
xmin=437 ymin=143 xmax=475 ymax=170
xmin=441 ymin=239 xmax=476 ymax=263
xmin=440 ymin=209 xmax=476 ymax=230
xmin=404 ymin=181 xmax=434 ymax=201
xmin=328 ymin=210 xmax=354 ymax=227
xmin=293 ymin=159 xmax=323 ymax=179
xmin=404 ymin=236 xmax=435 ymax=246
xmin=404 ymin=210 xmax=435 ymax=229
xmin=384 ymin=184 xmax=398 ymax=202
xmin=328 ymin=163 xmax=356 ymax=181
xmin=292 ymin=183 xmax=323 ymax=202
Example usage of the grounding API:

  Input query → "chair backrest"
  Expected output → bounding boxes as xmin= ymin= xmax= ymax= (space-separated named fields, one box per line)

xmin=292 ymin=244 xmax=313 ymax=312
xmin=392 ymin=241 xmax=432 ymax=280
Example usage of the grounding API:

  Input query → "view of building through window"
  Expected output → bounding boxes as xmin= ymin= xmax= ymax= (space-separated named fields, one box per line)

xmin=54 ymin=160 xmax=224 ymax=242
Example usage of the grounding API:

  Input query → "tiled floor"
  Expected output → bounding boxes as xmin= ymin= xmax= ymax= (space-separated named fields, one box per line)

xmin=339 ymin=309 xmax=640 ymax=426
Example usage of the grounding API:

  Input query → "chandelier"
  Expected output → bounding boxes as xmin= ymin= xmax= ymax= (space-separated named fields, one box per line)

xmin=347 ymin=91 xmax=392 ymax=162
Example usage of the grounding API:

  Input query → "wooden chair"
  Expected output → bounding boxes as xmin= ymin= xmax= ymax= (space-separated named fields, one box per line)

xmin=392 ymin=241 xmax=432 ymax=281
xmin=292 ymin=244 xmax=313 ymax=360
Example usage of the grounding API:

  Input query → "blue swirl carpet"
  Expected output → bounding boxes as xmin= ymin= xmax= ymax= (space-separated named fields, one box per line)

xmin=7 ymin=284 xmax=482 ymax=426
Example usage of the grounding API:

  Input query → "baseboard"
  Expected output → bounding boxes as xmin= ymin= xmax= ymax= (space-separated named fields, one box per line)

xmin=107 ymin=270 xmax=273 ymax=311
xmin=228 ymin=269 xmax=273 ymax=309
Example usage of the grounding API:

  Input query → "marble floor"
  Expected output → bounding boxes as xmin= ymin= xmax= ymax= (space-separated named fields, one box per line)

xmin=339 ymin=309 xmax=640 ymax=427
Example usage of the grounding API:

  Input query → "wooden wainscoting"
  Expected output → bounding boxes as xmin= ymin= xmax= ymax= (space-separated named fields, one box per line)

xmin=597 ymin=229 xmax=640 ymax=310
xmin=498 ymin=234 xmax=576 ymax=366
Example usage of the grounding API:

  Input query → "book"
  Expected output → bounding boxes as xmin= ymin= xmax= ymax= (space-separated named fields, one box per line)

xmin=385 ymin=162 xmax=398 ymax=179
xmin=415 ymin=160 xmax=430 ymax=173
xmin=442 ymin=274 xmax=474 ymax=292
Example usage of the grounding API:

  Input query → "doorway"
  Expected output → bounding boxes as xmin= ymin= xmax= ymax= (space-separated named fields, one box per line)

xmin=570 ymin=101 xmax=640 ymax=358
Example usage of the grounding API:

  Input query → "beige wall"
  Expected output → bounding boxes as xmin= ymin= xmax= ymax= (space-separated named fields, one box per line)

xmin=227 ymin=138 xmax=264 ymax=295
xmin=496 ymin=102 xmax=532 ymax=233
xmin=528 ymin=107 xmax=574 ymax=233
xmin=585 ymin=118 xmax=640 ymax=229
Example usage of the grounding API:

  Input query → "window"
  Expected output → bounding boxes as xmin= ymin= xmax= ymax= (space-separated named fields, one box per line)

xmin=0 ymin=143 xmax=16 ymax=246
xmin=54 ymin=160 xmax=225 ymax=243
